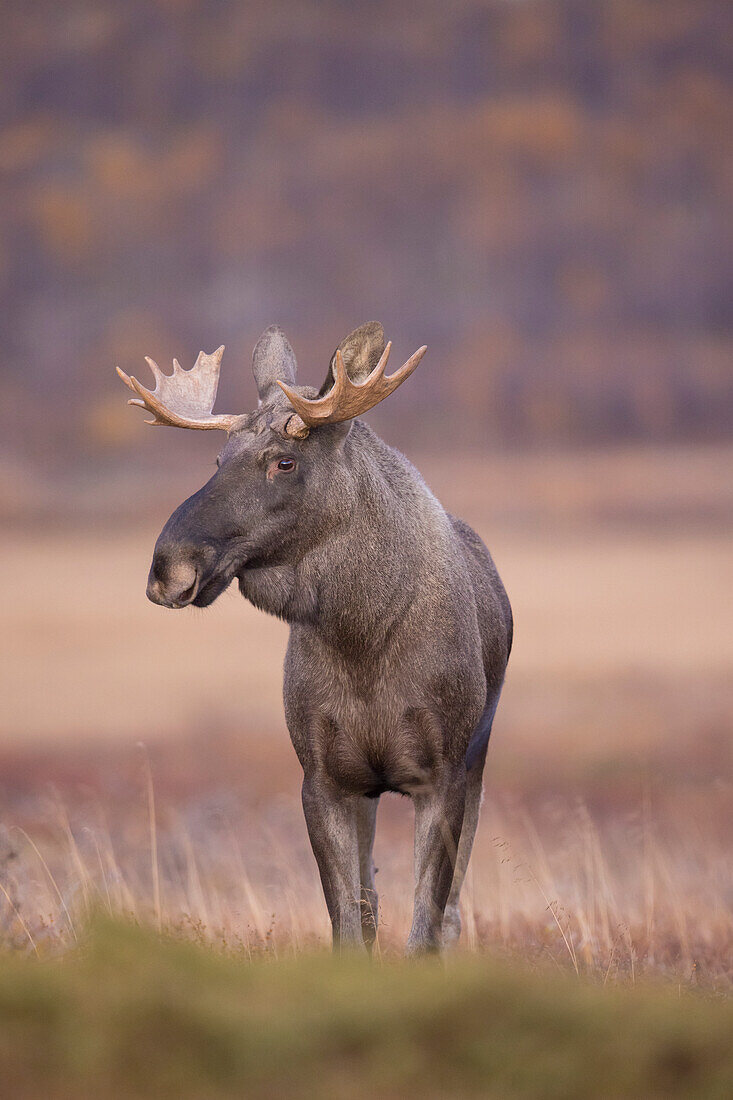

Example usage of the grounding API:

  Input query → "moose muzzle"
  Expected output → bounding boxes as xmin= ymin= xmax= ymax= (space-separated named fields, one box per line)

xmin=147 ymin=544 xmax=203 ymax=609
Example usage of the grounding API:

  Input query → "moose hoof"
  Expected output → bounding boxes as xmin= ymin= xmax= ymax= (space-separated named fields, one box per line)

xmin=405 ymin=932 xmax=443 ymax=957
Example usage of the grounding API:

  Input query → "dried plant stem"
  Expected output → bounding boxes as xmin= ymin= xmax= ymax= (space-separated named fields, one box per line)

xmin=0 ymin=879 xmax=40 ymax=958
xmin=11 ymin=825 xmax=77 ymax=942
xmin=140 ymin=746 xmax=162 ymax=933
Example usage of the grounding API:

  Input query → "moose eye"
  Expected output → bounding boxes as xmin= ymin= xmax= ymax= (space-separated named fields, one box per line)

xmin=266 ymin=456 xmax=297 ymax=480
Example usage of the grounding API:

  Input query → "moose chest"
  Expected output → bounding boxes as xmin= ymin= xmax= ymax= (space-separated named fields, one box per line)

xmin=310 ymin=696 xmax=444 ymax=798
xmin=283 ymin=628 xmax=471 ymax=797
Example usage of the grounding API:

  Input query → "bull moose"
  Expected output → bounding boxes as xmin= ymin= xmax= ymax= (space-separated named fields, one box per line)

xmin=118 ymin=323 xmax=512 ymax=953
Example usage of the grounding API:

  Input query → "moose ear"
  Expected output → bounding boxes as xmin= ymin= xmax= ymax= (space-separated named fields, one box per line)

xmin=252 ymin=325 xmax=297 ymax=403
xmin=318 ymin=322 xmax=385 ymax=396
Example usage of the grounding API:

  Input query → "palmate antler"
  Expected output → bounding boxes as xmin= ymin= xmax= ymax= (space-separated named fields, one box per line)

xmin=116 ymin=346 xmax=242 ymax=431
xmin=277 ymin=341 xmax=427 ymax=438
xmin=118 ymin=336 xmax=427 ymax=438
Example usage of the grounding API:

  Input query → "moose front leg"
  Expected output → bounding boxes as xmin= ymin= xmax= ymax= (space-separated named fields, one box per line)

xmin=301 ymin=777 xmax=364 ymax=950
xmin=356 ymin=796 xmax=379 ymax=951
xmin=407 ymin=765 xmax=467 ymax=955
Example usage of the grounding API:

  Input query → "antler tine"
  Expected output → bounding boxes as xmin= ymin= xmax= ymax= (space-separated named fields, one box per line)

xmin=144 ymin=356 xmax=166 ymax=386
xmin=368 ymin=340 xmax=391 ymax=382
xmin=379 ymin=342 xmax=427 ymax=391
xmin=277 ymin=340 xmax=427 ymax=431
xmin=116 ymin=346 xmax=241 ymax=431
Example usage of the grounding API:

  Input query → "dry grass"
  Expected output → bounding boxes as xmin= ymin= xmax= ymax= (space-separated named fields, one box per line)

xmin=0 ymin=755 xmax=729 ymax=990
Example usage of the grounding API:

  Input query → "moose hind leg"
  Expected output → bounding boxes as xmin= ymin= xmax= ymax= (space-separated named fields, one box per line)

xmin=407 ymin=765 xmax=467 ymax=955
xmin=356 ymin=796 xmax=379 ymax=950
xmin=301 ymin=777 xmax=363 ymax=950
xmin=442 ymin=742 xmax=488 ymax=947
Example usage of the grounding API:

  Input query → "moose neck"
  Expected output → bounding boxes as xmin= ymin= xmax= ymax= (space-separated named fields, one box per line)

xmin=312 ymin=426 xmax=452 ymax=661
xmin=240 ymin=422 xmax=451 ymax=652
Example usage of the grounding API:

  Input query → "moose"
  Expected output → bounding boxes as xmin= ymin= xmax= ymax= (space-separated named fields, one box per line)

xmin=118 ymin=323 xmax=512 ymax=953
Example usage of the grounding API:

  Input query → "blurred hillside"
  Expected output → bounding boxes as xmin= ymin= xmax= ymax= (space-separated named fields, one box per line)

xmin=1 ymin=0 xmax=731 ymax=473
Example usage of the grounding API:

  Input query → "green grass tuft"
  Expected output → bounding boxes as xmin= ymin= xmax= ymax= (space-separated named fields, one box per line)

xmin=0 ymin=917 xmax=731 ymax=1098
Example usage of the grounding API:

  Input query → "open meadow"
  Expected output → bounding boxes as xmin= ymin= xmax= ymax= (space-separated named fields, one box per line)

xmin=1 ymin=445 xmax=730 ymax=988
xmin=0 ymin=444 xmax=731 ymax=1095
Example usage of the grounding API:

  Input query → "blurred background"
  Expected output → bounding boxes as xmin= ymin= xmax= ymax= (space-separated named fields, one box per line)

xmin=0 ymin=1 xmax=730 ymax=974
xmin=2 ymin=0 xmax=731 ymax=473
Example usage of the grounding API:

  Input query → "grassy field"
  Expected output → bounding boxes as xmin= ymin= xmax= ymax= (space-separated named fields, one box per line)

xmin=0 ymin=445 xmax=730 ymax=1091
xmin=1 ymin=917 xmax=732 ymax=1099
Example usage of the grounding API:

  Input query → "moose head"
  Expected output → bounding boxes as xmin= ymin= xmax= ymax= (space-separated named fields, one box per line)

xmin=118 ymin=324 xmax=427 ymax=611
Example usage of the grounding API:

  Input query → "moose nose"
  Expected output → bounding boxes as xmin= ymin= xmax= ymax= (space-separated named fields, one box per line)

xmin=146 ymin=549 xmax=200 ymax=609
